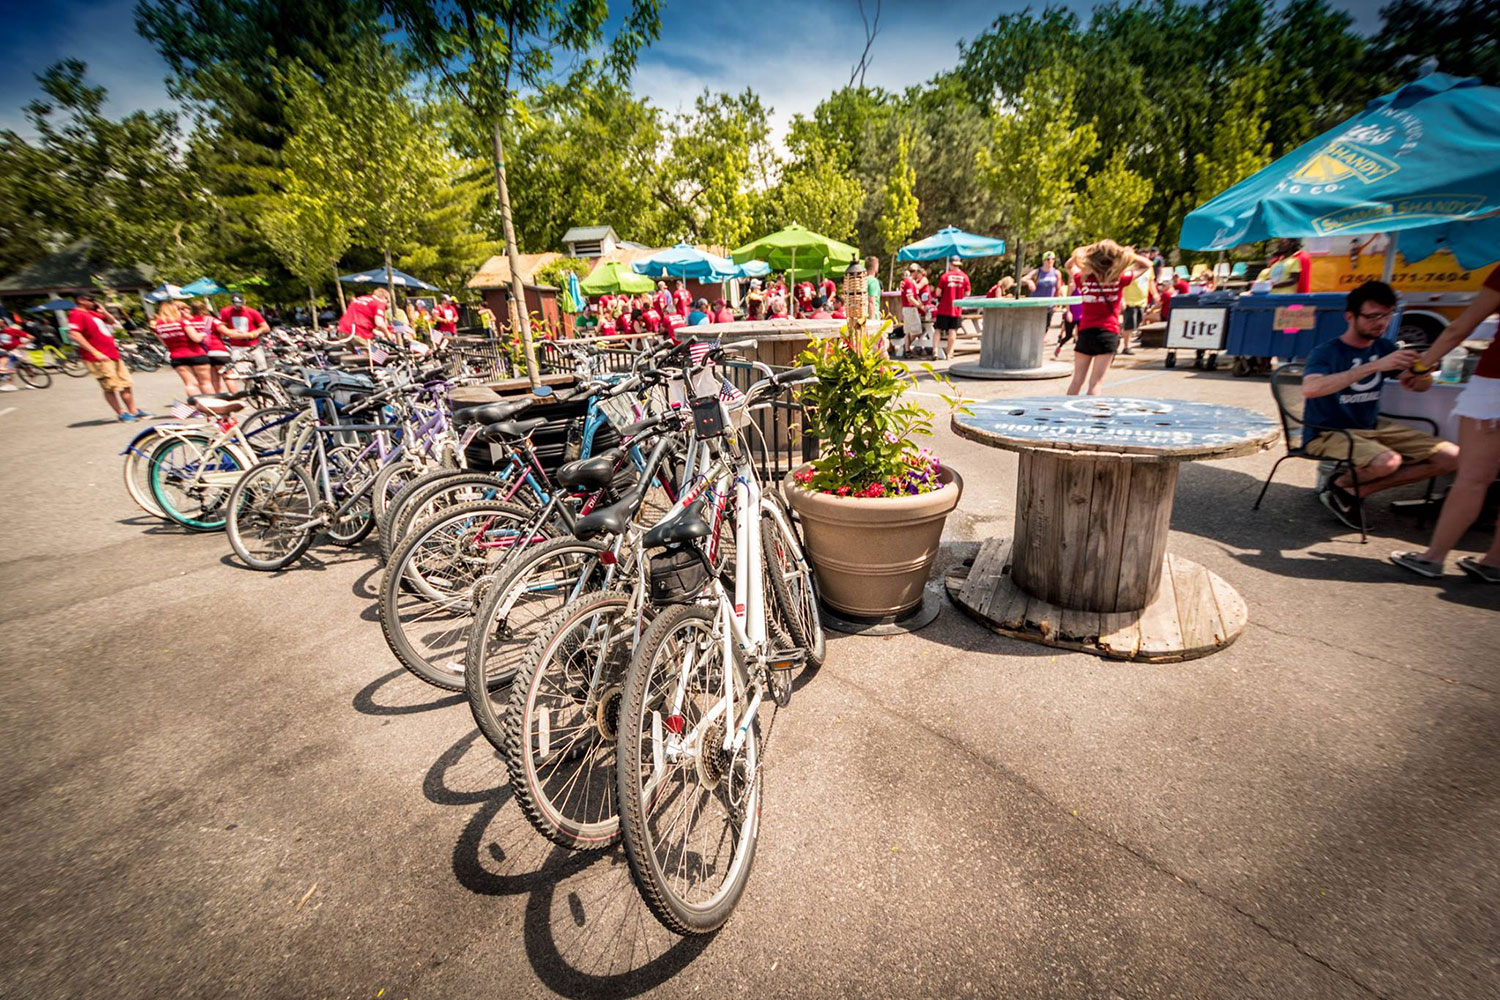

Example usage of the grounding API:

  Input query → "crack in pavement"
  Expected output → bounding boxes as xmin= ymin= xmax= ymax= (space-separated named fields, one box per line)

xmin=1246 ymin=620 xmax=1494 ymax=696
xmin=828 ymin=668 xmax=1392 ymax=1000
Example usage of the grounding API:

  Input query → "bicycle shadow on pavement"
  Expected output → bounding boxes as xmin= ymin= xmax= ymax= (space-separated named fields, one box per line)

xmin=426 ymin=728 xmax=711 ymax=996
xmin=351 ymin=666 xmax=465 ymax=716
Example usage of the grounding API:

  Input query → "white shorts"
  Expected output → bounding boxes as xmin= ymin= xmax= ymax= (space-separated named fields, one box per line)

xmin=900 ymin=306 xmax=922 ymax=337
xmin=1452 ymin=374 xmax=1500 ymax=423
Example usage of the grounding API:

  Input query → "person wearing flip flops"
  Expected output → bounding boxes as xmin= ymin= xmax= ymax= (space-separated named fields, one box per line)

xmin=1391 ymin=265 xmax=1500 ymax=583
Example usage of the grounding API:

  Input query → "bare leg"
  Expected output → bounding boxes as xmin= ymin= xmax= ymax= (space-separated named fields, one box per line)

xmin=120 ymin=387 xmax=137 ymax=413
xmin=1066 ymin=352 xmax=1091 ymax=395
xmin=1418 ymin=418 xmax=1500 ymax=564
xmin=191 ymin=365 xmax=213 ymax=396
xmin=1334 ymin=443 xmax=1459 ymax=498
xmin=1085 ymin=353 xmax=1112 ymax=395
xmin=102 ymin=389 xmax=125 ymax=416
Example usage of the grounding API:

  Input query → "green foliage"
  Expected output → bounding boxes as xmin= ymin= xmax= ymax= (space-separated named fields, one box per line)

xmin=875 ymin=133 xmax=920 ymax=264
xmin=756 ymin=137 xmax=862 ymax=243
xmin=666 ymin=90 xmax=775 ymax=248
xmin=1365 ymin=0 xmax=1500 ymax=85
xmin=532 ymin=256 xmax=594 ymax=289
xmin=1192 ymin=68 xmax=1273 ymax=211
xmin=796 ymin=324 xmax=960 ymax=497
xmin=1070 ymin=150 xmax=1152 ymax=248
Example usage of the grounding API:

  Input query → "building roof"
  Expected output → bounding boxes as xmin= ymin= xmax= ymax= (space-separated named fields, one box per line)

xmin=562 ymin=225 xmax=620 ymax=244
xmin=0 ymin=239 xmax=155 ymax=297
xmin=467 ymin=252 xmax=563 ymax=289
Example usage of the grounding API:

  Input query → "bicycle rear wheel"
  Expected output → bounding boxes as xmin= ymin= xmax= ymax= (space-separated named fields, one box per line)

xmin=381 ymin=470 xmax=516 ymax=562
xmin=761 ymin=507 xmax=825 ymax=668
xmin=239 ymin=406 xmax=299 ymax=457
xmin=148 ymin=435 xmax=247 ymax=531
xmin=17 ymin=363 xmax=51 ymax=389
xmin=58 ymin=353 xmax=87 ymax=377
xmin=378 ymin=499 xmax=536 ymax=690
xmin=226 ymin=460 xmax=317 ymax=570
xmin=503 ymin=593 xmax=633 ymax=850
xmin=465 ymin=537 xmax=610 ymax=749
xmin=323 ymin=444 xmax=379 ymax=546
xmin=617 ymin=603 xmax=761 ymax=936
xmin=122 ymin=429 xmax=170 ymax=518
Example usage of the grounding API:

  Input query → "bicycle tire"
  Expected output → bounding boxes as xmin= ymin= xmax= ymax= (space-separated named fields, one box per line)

xmin=147 ymin=435 xmax=248 ymax=532
xmin=760 ymin=508 xmax=825 ymax=669
xmin=239 ymin=406 xmax=299 ymax=457
xmin=226 ymin=460 xmax=318 ymax=570
xmin=370 ymin=459 xmax=423 ymax=532
xmin=502 ymin=593 xmax=633 ymax=850
xmin=17 ymin=362 xmax=51 ymax=389
xmin=617 ymin=603 xmax=760 ymax=936
xmin=59 ymin=354 xmax=87 ymax=377
xmin=322 ymin=444 xmax=378 ymax=546
xmin=378 ymin=467 xmax=480 ymax=561
xmin=122 ymin=428 xmax=170 ymax=518
xmin=465 ymin=537 xmax=610 ymax=750
xmin=378 ymin=499 xmax=537 ymax=690
xmin=381 ymin=470 xmax=514 ymax=563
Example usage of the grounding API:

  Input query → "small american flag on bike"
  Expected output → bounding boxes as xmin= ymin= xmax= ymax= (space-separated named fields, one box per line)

xmin=688 ymin=339 xmax=716 ymax=365
xmin=169 ymin=400 xmax=196 ymax=420
xmin=368 ymin=345 xmax=389 ymax=364
xmin=716 ymin=377 xmax=744 ymax=403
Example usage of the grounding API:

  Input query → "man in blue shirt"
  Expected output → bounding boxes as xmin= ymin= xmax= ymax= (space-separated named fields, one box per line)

xmin=1301 ymin=281 xmax=1459 ymax=527
xmin=687 ymin=299 xmax=712 ymax=326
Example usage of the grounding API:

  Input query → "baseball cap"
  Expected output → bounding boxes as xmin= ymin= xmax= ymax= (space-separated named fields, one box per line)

xmin=1042 ymin=250 xmax=1056 ymax=259
xmin=230 ymin=293 xmax=245 ymax=305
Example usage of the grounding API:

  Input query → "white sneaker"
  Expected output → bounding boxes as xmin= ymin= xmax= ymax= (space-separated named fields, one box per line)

xmin=934 ymin=348 xmax=947 ymax=360
xmin=0 ymin=384 xmax=18 ymax=392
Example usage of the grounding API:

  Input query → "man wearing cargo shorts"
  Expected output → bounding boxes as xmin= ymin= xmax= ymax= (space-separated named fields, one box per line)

xmin=1301 ymin=280 xmax=1458 ymax=528
xmin=68 ymin=292 xmax=146 ymax=421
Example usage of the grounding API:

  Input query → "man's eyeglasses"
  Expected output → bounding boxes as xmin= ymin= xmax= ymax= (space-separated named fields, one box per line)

xmin=1357 ymin=311 xmax=1393 ymax=322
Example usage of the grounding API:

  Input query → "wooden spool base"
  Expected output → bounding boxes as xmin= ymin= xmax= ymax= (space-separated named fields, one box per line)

xmin=948 ymin=361 xmax=1073 ymax=380
xmin=945 ymin=538 xmax=1248 ymax=662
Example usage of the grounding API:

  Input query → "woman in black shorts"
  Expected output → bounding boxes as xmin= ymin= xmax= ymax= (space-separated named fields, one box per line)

xmin=152 ymin=301 xmax=212 ymax=396
xmin=1065 ymin=240 xmax=1155 ymax=396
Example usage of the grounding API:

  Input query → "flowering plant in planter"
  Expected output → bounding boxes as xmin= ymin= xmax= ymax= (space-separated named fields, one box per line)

xmin=794 ymin=322 xmax=965 ymax=497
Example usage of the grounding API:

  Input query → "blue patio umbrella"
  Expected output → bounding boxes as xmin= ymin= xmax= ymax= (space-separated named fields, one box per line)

xmin=631 ymin=243 xmax=744 ymax=281
xmin=145 ymin=283 xmax=190 ymax=303
xmin=180 ymin=277 xmax=229 ymax=296
xmin=734 ymin=260 xmax=771 ymax=278
xmin=565 ymin=271 xmax=584 ymax=313
xmin=897 ymin=226 xmax=1007 ymax=262
xmin=339 ymin=267 xmax=440 ymax=291
xmin=1180 ymin=72 xmax=1500 ymax=269
xmin=28 ymin=299 xmax=75 ymax=312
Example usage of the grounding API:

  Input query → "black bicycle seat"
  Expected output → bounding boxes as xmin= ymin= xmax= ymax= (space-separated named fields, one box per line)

xmin=556 ymin=449 xmax=623 ymax=491
xmin=287 ymin=384 xmax=334 ymax=400
xmin=477 ymin=416 xmax=548 ymax=442
xmin=572 ymin=496 xmax=634 ymax=541
xmin=642 ymin=508 xmax=711 ymax=549
xmin=454 ymin=399 xmax=531 ymax=426
xmin=189 ymin=389 xmax=254 ymax=403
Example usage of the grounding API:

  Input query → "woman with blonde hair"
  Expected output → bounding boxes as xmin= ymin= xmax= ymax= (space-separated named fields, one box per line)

xmin=186 ymin=298 xmax=236 ymax=392
xmin=152 ymin=300 xmax=213 ymax=397
xmin=1064 ymin=240 xmax=1154 ymax=395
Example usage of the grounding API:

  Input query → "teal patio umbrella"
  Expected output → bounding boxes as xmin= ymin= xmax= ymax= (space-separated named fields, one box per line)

xmin=897 ymin=226 xmax=1006 ymax=261
xmin=632 ymin=243 xmax=743 ymax=281
xmin=181 ymin=277 xmax=228 ymax=296
xmin=1180 ymin=72 xmax=1500 ymax=270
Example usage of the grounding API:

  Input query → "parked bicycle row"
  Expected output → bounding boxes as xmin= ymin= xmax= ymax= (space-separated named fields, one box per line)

xmin=119 ymin=331 xmax=823 ymax=937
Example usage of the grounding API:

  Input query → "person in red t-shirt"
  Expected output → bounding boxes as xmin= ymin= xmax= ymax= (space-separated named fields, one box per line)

xmin=643 ymin=304 xmax=663 ymax=334
xmin=933 ymin=257 xmax=972 ymax=360
xmin=219 ymin=293 xmax=270 ymax=369
xmin=794 ymin=280 xmax=815 ymax=316
xmin=68 ymin=292 xmax=147 ymax=419
xmin=1394 ymin=263 xmax=1500 ymax=580
xmin=712 ymin=300 xmax=734 ymax=324
xmin=338 ymin=287 xmax=392 ymax=344
xmin=819 ymin=275 xmax=837 ymax=305
xmin=433 ymin=294 xmax=460 ymax=343
xmin=671 ymin=280 xmax=691 ymax=318
xmin=0 ymin=319 xmax=30 ymax=390
xmin=653 ymin=281 xmax=674 ymax=317
xmin=897 ymin=264 xmax=929 ymax=359
xmin=187 ymin=298 xmax=236 ymax=392
xmin=1064 ymin=241 xmax=1154 ymax=396
xmin=153 ymin=300 xmax=213 ymax=396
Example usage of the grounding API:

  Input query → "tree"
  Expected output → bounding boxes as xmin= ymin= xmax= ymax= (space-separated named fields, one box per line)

xmin=398 ymin=165 xmax=503 ymax=295
xmin=666 ymin=89 xmax=775 ymax=249
xmin=1192 ymin=68 xmax=1273 ymax=211
xmin=383 ymin=0 xmax=663 ymax=385
xmin=875 ymin=133 xmax=920 ymax=285
xmin=755 ymin=137 xmax=863 ymax=245
xmin=978 ymin=63 xmax=1097 ymax=277
xmin=259 ymin=172 xmax=352 ymax=325
xmin=1366 ymin=0 xmax=1500 ymax=85
xmin=1070 ymin=149 xmax=1152 ymax=248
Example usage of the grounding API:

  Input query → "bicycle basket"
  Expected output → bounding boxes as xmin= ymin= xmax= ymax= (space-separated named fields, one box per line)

xmin=307 ymin=369 xmax=375 ymax=408
xmin=648 ymin=547 xmax=710 ymax=604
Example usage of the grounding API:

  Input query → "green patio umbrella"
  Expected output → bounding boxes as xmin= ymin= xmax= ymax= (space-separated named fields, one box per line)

xmin=578 ymin=260 xmax=655 ymax=296
xmin=731 ymin=224 xmax=860 ymax=314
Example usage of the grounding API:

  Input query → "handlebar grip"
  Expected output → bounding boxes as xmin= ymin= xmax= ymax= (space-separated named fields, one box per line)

xmin=772 ymin=365 xmax=817 ymax=386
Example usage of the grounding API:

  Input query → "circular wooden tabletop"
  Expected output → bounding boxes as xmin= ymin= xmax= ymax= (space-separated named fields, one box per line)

xmin=955 ymin=296 xmax=1081 ymax=309
xmin=952 ymin=396 xmax=1281 ymax=461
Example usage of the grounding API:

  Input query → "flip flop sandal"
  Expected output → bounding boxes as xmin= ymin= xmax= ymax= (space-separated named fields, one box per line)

xmin=1389 ymin=551 xmax=1443 ymax=578
xmin=1457 ymin=556 xmax=1500 ymax=583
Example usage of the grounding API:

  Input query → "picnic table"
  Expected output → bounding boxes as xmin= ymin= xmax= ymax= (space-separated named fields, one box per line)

xmin=948 ymin=296 xmax=1077 ymax=380
xmin=948 ymin=396 xmax=1279 ymax=661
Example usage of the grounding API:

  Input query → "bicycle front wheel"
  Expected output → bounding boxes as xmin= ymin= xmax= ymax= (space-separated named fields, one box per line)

xmin=617 ymin=604 xmax=761 ymax=936
xmin=226 ymin=461 xmax=317 ymax=570
xmin=503 ymin=593 xmax=633 ymax=850
xmin=761 ymin=508 xmax=825 ymax=668
xmin=148 ymin=435 xmax=247 ymax=532
xmin=122 ymin=429 xmax=169 ymax=518
xmin=58 ymin=352 xmax=87 ymax=377
xmin=18 ymin=363 xmax=51 ymax=389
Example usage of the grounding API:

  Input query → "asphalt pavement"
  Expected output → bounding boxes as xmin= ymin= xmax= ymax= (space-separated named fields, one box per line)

xmin=1 ymin=347 xmax=1496 ymax=1000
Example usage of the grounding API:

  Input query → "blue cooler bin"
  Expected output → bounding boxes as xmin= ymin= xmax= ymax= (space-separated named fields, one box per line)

xmin=1226 ymin=292 xmax=1348 ymax=361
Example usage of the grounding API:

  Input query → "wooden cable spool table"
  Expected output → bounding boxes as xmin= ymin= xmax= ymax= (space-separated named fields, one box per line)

xmin=948 ymin=296 xmax=1077 ymax=380
xmin=948 ymin=396 xmax=1280 ymax=661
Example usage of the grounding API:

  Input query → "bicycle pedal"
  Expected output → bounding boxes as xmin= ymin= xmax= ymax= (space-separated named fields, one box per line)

xmin=767 ymin=649 xmax=805 ymax=672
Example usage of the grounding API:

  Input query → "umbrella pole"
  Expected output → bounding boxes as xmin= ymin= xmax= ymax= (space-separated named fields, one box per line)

xmin=1381 ymin=232 xmax=1399 ymax=283
xmin=791 ymin=248 xmax=796 ymax=317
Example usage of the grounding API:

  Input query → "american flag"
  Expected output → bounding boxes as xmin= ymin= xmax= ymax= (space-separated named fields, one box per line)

xmin=688 ymin=339 xmax=716 ymax=365
xmin=169 ymin=400 xmax=196 ymax=420
xmin=368 ymin=345 xmax=389 ymax=364
xmin=716 ymin=377 xmax=744 ymax=403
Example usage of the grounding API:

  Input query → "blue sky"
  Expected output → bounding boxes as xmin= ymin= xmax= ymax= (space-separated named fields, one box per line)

xmin=0 ymin=0 xmax=1387 ymax=141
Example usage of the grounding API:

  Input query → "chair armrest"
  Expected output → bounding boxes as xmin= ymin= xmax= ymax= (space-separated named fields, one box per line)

xmin=1378 ymin=411 xmax=1439 ymax=435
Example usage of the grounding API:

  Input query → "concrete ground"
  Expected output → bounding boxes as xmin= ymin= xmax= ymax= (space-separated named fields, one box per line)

xmin=1 ymin=343 xmax=1496 ymax=1000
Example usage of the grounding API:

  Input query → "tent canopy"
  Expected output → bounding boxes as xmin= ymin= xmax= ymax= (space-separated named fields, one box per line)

xmin=1180 ymin=72 xmax=1500 ymax=269
xmin=340 ymin=268 xmax=440 ymax=291
xmin=28 ymin=299 xmax=76 ymax=312
xmin=731 ymin=224 xmax=859 ymax=273
xmin=897 ymin=226 xmax=1007 ymax=262
xmin=180 ymin=277 xmax=228 ymax=296
xmin=578 ymin=260 xmax=655 ymax=296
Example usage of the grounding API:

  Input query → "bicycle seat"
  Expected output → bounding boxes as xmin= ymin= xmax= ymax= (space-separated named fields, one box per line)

xmin=187 ymin=394 xmax=245 ymax=414
xmin=454 ymin=399 xmax=531 ymax=426
xmin=572 ymin=496 xmax=634 ymax=541
xmin=287 ymin=384 xmax=334 ymax=400
xmin=556 ymin=449 xmax=623 ymax=491
xmin=477 ymin=416 xmax=548 ymax=442
xmin=642 ymin=507 xmax=711 ymax=549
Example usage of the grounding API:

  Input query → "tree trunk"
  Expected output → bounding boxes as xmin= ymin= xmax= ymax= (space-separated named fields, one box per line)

xmin=332 ymin=264 xmax=347 ymax=312
xmin=492 ymin=122 xmax=539 ymax=387
xmin=308 ymin=285 xmax=320 ymax=331
xmin=383 ymin=247 xmax=397 ymax=304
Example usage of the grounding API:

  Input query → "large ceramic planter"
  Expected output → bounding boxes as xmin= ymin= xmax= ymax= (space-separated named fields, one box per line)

xmin=784 ymin=465 xmax=963 ymax=620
